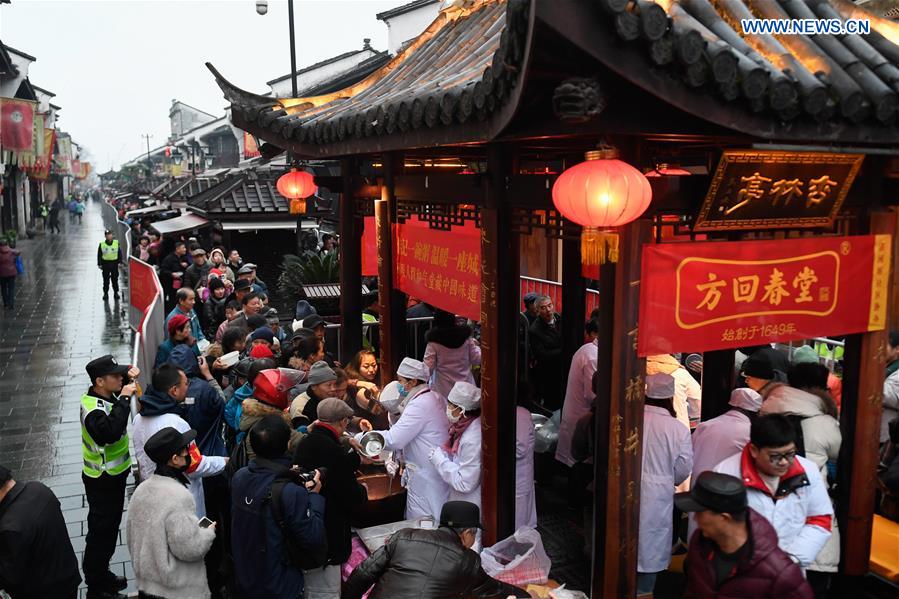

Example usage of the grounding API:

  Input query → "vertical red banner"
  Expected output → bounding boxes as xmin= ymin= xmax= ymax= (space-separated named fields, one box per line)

xmin=361 ymin=216 xmax=377 ymax=276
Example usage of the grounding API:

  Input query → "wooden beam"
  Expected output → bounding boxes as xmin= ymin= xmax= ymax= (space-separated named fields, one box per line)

xmin=592 ymin=219 xmax=651 ymax=597
xmin=375 ymin=152 xmax=407 ymax=386
xmin=480 ymin=144 xmax=519 ymax=545
xmin=339 ymin=157 xmax=362 ymax=363
xmin=561 ymin=236 xmax=586 ymax=366
xmin=837 ymin=208 xmax=894 ymax=577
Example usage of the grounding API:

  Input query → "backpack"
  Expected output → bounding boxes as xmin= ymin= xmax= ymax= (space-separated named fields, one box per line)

xmin=255 ymin=457 xmax=329 ymax=571
xmin=226 ymin=425 xmax=252 ymax=479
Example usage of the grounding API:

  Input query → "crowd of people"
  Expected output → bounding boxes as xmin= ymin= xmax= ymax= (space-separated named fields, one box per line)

xmin=4 ymin=198 xmax=899 ymax=599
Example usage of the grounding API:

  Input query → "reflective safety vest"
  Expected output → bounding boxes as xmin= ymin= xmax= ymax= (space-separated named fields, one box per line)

xmin=99 ymin=240 xmax=119 ymax=262
xmin=80 ymin=394 xmax=131 ymax=478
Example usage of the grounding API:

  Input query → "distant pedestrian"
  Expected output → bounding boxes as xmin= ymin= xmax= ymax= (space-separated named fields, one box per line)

xmin=81 ymin=355 xmax=140 ymax=599
xmin=0 ymin=464 xmax=82 ymax=599
xmin=48 ymin=197 xmax=62 ymax=234
xmin=68 ymin=195 xmax=77 ymax=223
xmin=127 ymin=427 xmax=216 ymax=599
xmin=0 ymin=239 xmax=21 ymax=310
xmin=677 ymin=472 xmax=813 ymax=598
xmin=422 ymin=310 xmax=481 ymax=399
xmin=75 ymin=198 xmax=85 ymax=224
xmin=159 ymin=242 xmax=189 ymax=313
xmin=97 ymin=229 xmax=121 ymax=301
xmin=528 ymin=295 xmax=563 ymax=410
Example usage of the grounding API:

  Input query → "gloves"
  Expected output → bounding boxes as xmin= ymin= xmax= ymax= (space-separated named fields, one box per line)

xmin=385 ymin=455 xmax=399 ymax=477
xmin=428 ymin=446 xmax=447 ymax=467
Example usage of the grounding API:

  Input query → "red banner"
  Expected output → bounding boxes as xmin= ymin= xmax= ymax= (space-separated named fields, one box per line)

xmin=638 ymin=235 xmax=891 ymax=356
xmin=394 ymin=218 xmax=481 ymax=320
xmin=361 ymin=216 xmax=377 ymax=276
xmin=130 ymin=258 xmax=162 ymax=332
xmin=0 ymin=98 xmax=36 ymax=151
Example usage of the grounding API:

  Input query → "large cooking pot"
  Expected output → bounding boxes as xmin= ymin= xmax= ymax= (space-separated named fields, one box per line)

xmin=351 ymin=471 xmax=407 ymax=528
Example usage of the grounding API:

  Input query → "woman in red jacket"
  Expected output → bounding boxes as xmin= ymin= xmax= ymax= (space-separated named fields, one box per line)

xmin=0 ymin=239 xmax=21 ymax=310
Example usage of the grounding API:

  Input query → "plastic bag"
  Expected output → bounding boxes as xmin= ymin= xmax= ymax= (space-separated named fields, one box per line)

xmin=14 ymin=255 xmax=23 ymax=275
xmin=534 ymin=410 xmax=561 ymax=454
xmin=549 ymin=584 xmax=589 ymax=599
xmin=480 ymin=527 xmax=551 ymax=586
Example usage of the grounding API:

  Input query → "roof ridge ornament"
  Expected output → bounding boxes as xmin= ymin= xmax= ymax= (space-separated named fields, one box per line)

xmin=440 ymin=0 xmax=480 ymax=20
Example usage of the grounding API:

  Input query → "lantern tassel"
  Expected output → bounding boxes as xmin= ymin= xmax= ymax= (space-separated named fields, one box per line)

xmin=581 ymin=228 xmax=619 ymax=265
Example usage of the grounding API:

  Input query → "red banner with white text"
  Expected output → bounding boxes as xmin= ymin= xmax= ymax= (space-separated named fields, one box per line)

xmin=0 ymin=98 xmax=36 ymax=151
xmin=394 ymin=218 xmax=481 ymax=320
xmin=638 ymin=235 xmax=891 ymax=356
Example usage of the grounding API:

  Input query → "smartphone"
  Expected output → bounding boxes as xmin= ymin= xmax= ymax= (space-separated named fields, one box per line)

xmin=198 ymin=517 xmax=214 ymax=529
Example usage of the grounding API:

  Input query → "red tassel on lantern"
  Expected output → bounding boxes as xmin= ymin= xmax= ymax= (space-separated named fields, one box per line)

xmin=551 ymin=148 xmax=652 ymax=265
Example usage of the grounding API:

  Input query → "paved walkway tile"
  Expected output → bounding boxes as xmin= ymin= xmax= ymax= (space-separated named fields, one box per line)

xmin=0 ymin=203 xmax=136 ymax=598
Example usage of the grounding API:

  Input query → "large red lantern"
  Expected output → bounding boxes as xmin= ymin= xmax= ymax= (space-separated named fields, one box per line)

xmin=277 ymin=168 xmax=317 ymax=214
xmin=551 ymin=148 xmax=652 ymax=264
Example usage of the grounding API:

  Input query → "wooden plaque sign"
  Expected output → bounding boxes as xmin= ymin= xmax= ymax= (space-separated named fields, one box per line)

xmin=694 ymin=151 xmax=863 ymax=231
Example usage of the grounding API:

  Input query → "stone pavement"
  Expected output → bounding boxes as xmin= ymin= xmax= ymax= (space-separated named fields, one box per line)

xmin=0 ymin=203 xmax=136 ymax=598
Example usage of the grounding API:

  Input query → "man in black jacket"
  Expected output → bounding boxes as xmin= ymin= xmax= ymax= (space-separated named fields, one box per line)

xmin=159 ymin=241 xmax=189 ymax=313
xmin=344 ymin=501 xmax=527 ymax=599
xmin=0 ymin=465 xmax=81 ymax=599
xmin=528 ymin=295 xmax=564 ymax=410
xmin=293 ymin=398 xmax=368 ymax=597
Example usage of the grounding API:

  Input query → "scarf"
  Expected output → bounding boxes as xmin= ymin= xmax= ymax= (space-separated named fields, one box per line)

xmin=154 ymin=463 xmax=190 ymax=487
xmin=444 ymin=414 xmax=477 ymax=456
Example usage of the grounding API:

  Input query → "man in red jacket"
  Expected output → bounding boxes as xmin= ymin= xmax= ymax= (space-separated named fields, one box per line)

xmin=677 ymin=471 xmax=812 ymax=598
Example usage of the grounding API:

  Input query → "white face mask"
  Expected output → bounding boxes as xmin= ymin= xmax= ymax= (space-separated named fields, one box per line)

xmin=446 ymin=405 xmax=462 ymax=423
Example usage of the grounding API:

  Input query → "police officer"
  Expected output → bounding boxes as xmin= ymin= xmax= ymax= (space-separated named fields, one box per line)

xmin=81 ymin=355 xmax=140 ymax=599
xmin=97 ymin=230 xmax=121 ymax=301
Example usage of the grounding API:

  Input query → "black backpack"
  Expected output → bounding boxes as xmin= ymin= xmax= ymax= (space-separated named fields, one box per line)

xmin=255 ymin=458 xmax=329 ymax=571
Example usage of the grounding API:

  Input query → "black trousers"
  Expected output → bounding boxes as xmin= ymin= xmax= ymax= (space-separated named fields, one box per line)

xmin=101 ymin=264 xmax=120 ymax=296
xmin=82 ymin=471 xmax=128 ymax=588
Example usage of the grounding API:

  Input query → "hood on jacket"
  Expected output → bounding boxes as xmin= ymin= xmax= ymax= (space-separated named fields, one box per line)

xmin=139 ymin=385 xmax=187 ymax=418
xmin=169 ymin=344 xmax=200 ymax=377
xmin=240 ymin=397 xmax=292 ymax=431
xmin=761 ymin=385 xmax=830 ymax=419
xmin=425 ymin=324 xmax=472 ymax=349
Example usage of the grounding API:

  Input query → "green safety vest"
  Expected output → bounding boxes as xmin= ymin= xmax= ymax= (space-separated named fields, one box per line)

xmin=80 ymin=393 xmax=131 ymax=478
xmin=100 ymin=240 xmax=119 ymax=262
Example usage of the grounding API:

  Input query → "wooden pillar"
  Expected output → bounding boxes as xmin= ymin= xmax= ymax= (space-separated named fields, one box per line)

xmin=480 ymin=144 xmax=518 ymax=545
xmin=837 ymin=208 xmax=894 ymax=577
xmin=700 ymin=350 xmax=735 ymax=422
xmin=591 ymin=219 xmax=651 ymax=598
xmin=338 ymin=157 xmax=362 ymax=363
xmin=375 ymin=152 xmax=407 ymax=387
xmin=561 ymin=236 xmax=587 ymax=366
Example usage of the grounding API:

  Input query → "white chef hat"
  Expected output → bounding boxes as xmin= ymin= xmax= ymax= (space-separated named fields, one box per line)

xmin=645 ymin=373 xmax=676 ymax=399
xmin=447 ymin=382 xmax=481 ymax=413
xmin=378 ymin=381 xmax=404 ymax=414
xmin=397 ymin=357 xmax=430 ymax=382
xmin=728 ymin=387 xmax=762 ymax=412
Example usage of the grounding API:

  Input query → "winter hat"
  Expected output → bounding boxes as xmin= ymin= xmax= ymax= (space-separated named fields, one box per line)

xmin=645 ymin=373 xmax=676 ymax=399
xmin=302 ymin=314 xmax=326 ymax=330
xmin=308 ymin=361 xmax=337 ymax=385
xmin=249 ymin=344 xmax=275 ymax=359
xmin=378 ymin=381 xmax=404 ymax=414
xmin=234 ymin=357 xmax=255 ymax=380
xmin=741 ymin=354 xmax=775 ymax=380
xmin=250 ymin=327 xmax=275 ymax=345
xmin=167 ymin=314 xmax=190 ymax=337
xmin=247 ymin=314 xmax=267 ymax=330
xmin=447 ymin=382 xmax=481 ymax=413
xmin=234 ymin=279 xmax=252 ymax=291
xmin=317 ymin=397 xmax=355 ymax=423
xmin=791 ymin=345 xmax=819 ymax=365
xmin=209 ymin=267 xmax=225 ymax=278
xmin=397 ymin=357 xmax=430 ymax=382
xmin=237 ymin=265 xmax=254 ymax=275
xmin=208 ymin=277 xmax=226 ymax=292
xmin=728 ymin=388 xmax=763 ymax=412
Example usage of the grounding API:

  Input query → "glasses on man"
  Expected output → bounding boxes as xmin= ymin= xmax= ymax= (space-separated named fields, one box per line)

xmin=767 ymin=450 xmax=797 ymax=465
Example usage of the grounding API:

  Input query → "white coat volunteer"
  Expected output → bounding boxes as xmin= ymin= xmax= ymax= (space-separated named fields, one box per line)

xmin=365 ymin=358 xmax=449 ymax=520
xmin=515 ymin=405 xmax=538 ymax=529
xmin=638 ymin=374 xmax=693 ymax=593
xmin=429 ymin=382 xmax=483 ymax=509
xmin=556 ymin=337 xmax=598 ymax=468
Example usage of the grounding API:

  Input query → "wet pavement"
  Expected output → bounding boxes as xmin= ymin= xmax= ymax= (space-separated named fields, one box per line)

xmin=0 ymin=203 xmax=136 ymax=597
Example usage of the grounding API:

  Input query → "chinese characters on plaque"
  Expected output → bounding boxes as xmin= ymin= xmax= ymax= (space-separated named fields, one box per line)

xmin=638 ymin=235 xmax=891 ymax=356
xmin=394 ymin=217 xmax=481 ymax=321
xmin=695 ymin=151 xmax=863 ymax=231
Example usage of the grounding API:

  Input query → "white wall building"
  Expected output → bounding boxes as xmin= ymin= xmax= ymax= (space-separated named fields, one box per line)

xmin=376 ymin=0 xmax=441 ymax=54
xmin=267 ymin=40 xmax=382 ymax=98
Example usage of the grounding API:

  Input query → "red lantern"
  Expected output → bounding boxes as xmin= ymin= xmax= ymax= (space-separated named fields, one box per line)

xmin=551 ymin=148 xmax=652 ymax=264
xmin=277 ymin=168 xmax=317 ymax=201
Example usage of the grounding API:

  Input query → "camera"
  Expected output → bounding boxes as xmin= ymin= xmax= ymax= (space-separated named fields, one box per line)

xmin=291 ymin=466 xmax=327 ymax=487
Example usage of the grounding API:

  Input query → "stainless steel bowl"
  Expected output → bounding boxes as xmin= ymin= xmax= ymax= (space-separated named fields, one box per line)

xmin=359 ymin=431 xmax=386 ymax=458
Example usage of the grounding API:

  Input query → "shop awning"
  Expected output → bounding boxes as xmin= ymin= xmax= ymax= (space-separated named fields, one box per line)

xmin=150 ymin=213 xmax=210 ymax=235
xmin=220 ymin=219 xmax=318 ymax=232
xmin=126 ymin=204 xmax=169 ymax=217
